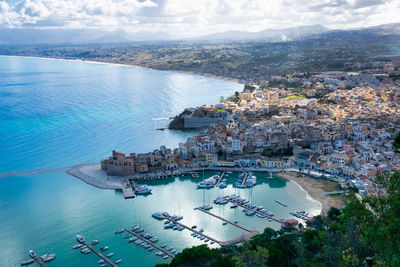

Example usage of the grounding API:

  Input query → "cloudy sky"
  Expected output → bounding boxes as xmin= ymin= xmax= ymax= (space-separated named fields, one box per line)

xmin=0 ymin=0 xmax=399 ymax=37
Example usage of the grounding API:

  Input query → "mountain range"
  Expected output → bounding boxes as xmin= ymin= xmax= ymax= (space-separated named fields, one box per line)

xmin=0 ymin=23 xmax=399 ymax=45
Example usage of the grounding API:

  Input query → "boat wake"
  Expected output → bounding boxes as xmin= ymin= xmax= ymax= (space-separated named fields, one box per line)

xmin=152 ymin=117 xmax=170 ymax=121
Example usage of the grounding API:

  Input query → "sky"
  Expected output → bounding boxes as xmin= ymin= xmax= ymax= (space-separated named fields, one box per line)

xmin=0 ymin=0 xmax=400 ymax=37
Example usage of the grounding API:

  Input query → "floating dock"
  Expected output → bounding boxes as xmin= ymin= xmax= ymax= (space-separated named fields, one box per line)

xmin=195 ymin=207 xmax=252 ymax=233
xmin=124 ymin=229 xmax=175 ymax=258
xmin=241 ymin=172 xmax=249 ymax=186
xmin=164 ymin=217 xmax=223 ymax=246
xmin=80 ymin=240 xmax=118 ymax=267
xmin=121 ymin=180 xmax=135 ymax=199
xmin=275 ymin=200 xmax=288 ymax=207
xmin=32 ymin=255 xmax=47 ymax=267
xmin=224 ymin=197 xmax=283 ymax=224
xmin=215 ymin=171 xmax=226 ymax=185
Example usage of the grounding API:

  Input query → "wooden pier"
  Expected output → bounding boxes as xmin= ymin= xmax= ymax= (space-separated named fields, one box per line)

xmin=224 ymin=197 xmax=283 ymax=224
xmin=121 ymin=180 xmax=135 ymax=199
xmin=215 ymin=171 xmax=226 ymax=185
xmin=80 ymin=240 xmax=118 ymax=267
xmin=241 ymin=172 xmax=249 ymax=186
xmin=124 ymin=229 xmax=175 ymax=258
xmin=195 ymin=207 xmax=252 ymax=233
xmin=164 ymin=218 xmax=223 ymax=246
xmin=32 ymin=255 xmax=47 ymax=267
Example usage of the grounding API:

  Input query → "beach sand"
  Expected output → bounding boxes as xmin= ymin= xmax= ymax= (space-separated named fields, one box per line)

xmin=277 ymin=172 xmax=346 ymax=215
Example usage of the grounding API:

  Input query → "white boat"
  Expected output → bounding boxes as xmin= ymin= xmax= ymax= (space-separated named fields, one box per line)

xmin=115 ymin=259 xmax=122 ymax=264
xmin=171 ymin=215 xmax=183 ymax=221
xmin=91 ymin=240 xmax=99 ymax=245
xmin=152 ymin=212 xmax=164 ymax=220
xmin=100 ymin=246 xmax=109 ymax=251
xmin=72 ymin=244 xmax=82 ymax=249
xmin=76 ymin=235 xmax=84 ymax=243
xmin=201 ymin=204 xmax=213 ymax=210
xmin=21 ymin=259 xmax=34 ymax=266
xmin=107 ymin=252 xmax=114 ymax=258
xmin=114 ymin=229 xmax=124 ymax=234
xmin=98 ymin=259 xmax=105 ymax=264
xmin=29 ymin=250 xmax=36 ymax=258
xmin=163 ymin=255 xmax=169 ymax=259
xmin=40 ymin=254 xmax=56 ymax=262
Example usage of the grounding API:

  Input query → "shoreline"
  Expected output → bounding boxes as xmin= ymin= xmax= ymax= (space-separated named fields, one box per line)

xmin=277 ymin=172 xmax=346 ymax=215
xmin=0 ymin=54 xmax=243 ymax=85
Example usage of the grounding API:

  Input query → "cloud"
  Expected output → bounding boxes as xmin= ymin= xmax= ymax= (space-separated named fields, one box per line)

xmin=0 ymin=0 xmax=399 ymax=37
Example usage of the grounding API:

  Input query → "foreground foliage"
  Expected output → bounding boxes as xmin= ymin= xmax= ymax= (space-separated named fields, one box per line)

xmin=158 ymin=170 xmax=400 ymax=267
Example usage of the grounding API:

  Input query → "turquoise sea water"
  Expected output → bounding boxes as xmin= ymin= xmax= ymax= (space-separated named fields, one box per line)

xmin=0 ymin=56 xmax=320 ymax=267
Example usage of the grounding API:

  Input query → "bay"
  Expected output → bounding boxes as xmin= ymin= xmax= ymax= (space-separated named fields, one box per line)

xmin=0 ymin=56 xmax=320 ymax=267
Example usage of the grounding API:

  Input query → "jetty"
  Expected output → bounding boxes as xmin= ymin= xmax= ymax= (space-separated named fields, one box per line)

xmin=224 ymin=197 xmax=283 ymax=224
xmin=195 ymin=207 xmax=252 ymax=233
xmin=164 ymin=217 xmax=222 ymax=246
xmin=275 ymin=200 xmax=288 ymax=207
xmin=215 ymin=171 xmax=226 ymax=185
xmin=31 ymin=255 xmax=47 ymax=267
xmin=222 ymin=231 xmax=260 ymax=246
xmin=124 ymin=229 xmax=175 ymax=258
xmin=79 ymin=240 xmax=117 ymax=267
xmin=121 ymin=180 xmax=135 ymax=199
xmin=241 ymin=172 xmax=249 ymax=186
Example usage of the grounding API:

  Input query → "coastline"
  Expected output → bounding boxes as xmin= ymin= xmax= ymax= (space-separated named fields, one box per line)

xmin=277 ymin=172 xmax=346 ymax=215
xmin=0 ymin=54 xmax=242 ymax=85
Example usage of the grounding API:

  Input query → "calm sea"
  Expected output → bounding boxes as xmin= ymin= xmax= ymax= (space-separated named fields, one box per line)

xmin=0 ymin=56 xmax=320 ymax=267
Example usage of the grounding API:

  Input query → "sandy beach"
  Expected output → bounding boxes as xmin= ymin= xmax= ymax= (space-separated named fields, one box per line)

xmin=277 ymin=172 xmax=346 ymax=215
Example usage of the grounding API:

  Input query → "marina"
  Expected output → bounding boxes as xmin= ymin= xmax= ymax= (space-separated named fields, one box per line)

xmin=124 ymin=229 xmax=175 ymax=258
xmin=224 ymin=196 xmax=284 ymax=224
xmin=76 ymin=235 xmax=118 ymax=267
xmin=163 ymin=217 xmax=223 ymax=246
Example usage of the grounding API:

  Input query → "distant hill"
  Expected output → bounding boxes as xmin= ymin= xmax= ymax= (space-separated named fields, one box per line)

xmin=0 ymin=28 xmax=172 ymax=45
xmin=194 ymin=25 xmax=330 ymax=41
